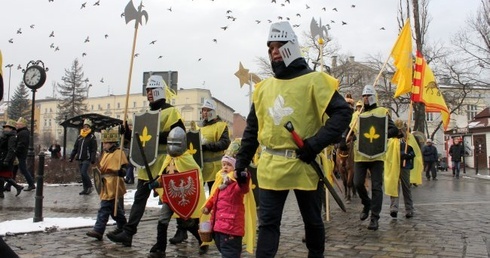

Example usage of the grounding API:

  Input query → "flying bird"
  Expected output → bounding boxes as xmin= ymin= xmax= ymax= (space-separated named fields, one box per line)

xmin=351 ymin=5 xmax=356 ymax=8
xmin=93 ymin=0 xmax=100 ymax=6
xmin=333 ymin=8 xmax=338 ymax=11
xmin=380 ymin=27 xmax=385 ymax=30
xmin=81 ymin=2 xmax=86 ymax=9
xmin=305 ymin=4 xmax=310 ymax=9
xmin=17 ymin=65 xmax=22 ymax=70
xmin=134 ymin=53 xmax=139 ymax=57
xmin=158 ymin=55 xmax=163 ymax=59
xmin=167 ymin=7 xmax=172 ymax=12
xmin=271 ymin=0 xmax=276 ymax=3
xmin=82 ymin=53 xmax=87 ymax=57
xmin=342 ymin=21 xmax=347 ymax=25
xmin=50 ymin=43 xmax=55 ymax=48
xmin=226 ymin=10 xmax=232 ymax=13
xmin=322 ymin=7 xmax=326 ymax=11
xmin=149 ymin=40 xmax=157 ymax=44
xmin=212 ymin=39 xmax=217 ymax=43
xmin=30 ymin=24 xmax=35 ymax=29
xmin=84 ymin=36 xmax=90 ymax=43
xmin=198 ymin=58 xmax=202 ymax=62
xmin=285 ymin=0 xmax=290 ymax=3
xmin=268 ymin=19 xmax=272 ymax=23
xmin=281 ymin=3 xmax=285 ymax=7
xmin=17 ymin=28 xmax=22 ymax=34
xmin=255 ymin=20 xmax=261 ymax=24
xmin=48 ymin=0 xmax=54 ymax=2
xmin=49 ymin=31 xmax=55 ymax=37
xmin=292 ymin=24 xmax=300 ymax=28
xmin=8 ymin=38 xmax=13 ymax=43
xmin=104 ymin=34 xmax=108 ymax=39
xmin=296 ymin=13 xmax=301 ymax=17
xmin=220 ymin=26 xmax=228 ymax=30
xmin=278 ymin=16 xmax=283 ymax=20
xmin=100 ymin=78 xmax=104 ymax=83
xmin=55 ymin=46 xmax=60 ymax=51
xmin=120 ymin=12 xmax=124 ymax=17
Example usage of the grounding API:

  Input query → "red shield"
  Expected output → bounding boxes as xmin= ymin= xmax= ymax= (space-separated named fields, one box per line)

xmin=161 ymin=169 xmax=200 ymax=220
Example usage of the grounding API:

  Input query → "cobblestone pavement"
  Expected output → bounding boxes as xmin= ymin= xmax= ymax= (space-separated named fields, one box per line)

xmin=2 ymin=169 xmax=490 ymax=257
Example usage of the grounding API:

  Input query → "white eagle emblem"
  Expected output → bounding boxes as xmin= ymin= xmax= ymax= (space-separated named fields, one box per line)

xmin=166 ymin=176 xmax=196 ymax=206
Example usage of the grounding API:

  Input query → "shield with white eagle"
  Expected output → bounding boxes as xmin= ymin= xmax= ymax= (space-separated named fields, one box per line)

xmin=356 ymin=114 xmax=388 ymax=159
xmin=161 ymin=169 xmax=201 ymax=220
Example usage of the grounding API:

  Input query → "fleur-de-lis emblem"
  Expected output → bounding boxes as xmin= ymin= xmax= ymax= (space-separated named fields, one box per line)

xmin=188 ymin=142 xmax=197 ymax=155
xmin=139 ymin=126 xmax=152 ymax=147
xmin=363 ymin=126 xmax=380 ymax=143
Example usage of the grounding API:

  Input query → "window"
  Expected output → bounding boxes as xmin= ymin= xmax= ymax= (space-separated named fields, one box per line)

xmin=98 ymin=104 xmax=102 ymax=110
xmin=467 ymin=104 xmax=477 ymax=121
xmin=44 ymin=119 xmax=47 ymax=127
xmin=48 ymin=119 xmax=51 ymax=127
xmin=133 ymin=101 xmax=136 ymax=108
xmin=426 ymin=112 xmax=434 ymax=122
xmin=49 ymin=108 xmax=52 ymax=112
xmin=91 ymin=105 xmax=94 ymax=111
xmin=107 ymin=103 xmax=110 ymax=109
xmin=117 ymin=103 xmax=120 ymax=109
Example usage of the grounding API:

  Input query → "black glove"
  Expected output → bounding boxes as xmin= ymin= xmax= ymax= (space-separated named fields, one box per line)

xmin=397 ymin=132 xmax=405 ymax=139
xmin=118 ymin=169 xmax=125 ymax=177
xmin=91 ymin=158 xmax=96 ymax=165
xmin=235 ymin=168 xmax=248 ymax=185
xmin=148 ymin=180 xmax=160 ymax=190
xmin=295 ymin=139 xmax=317 ymax=164
xmin=401 ymin=153 xmax=412 ymax=160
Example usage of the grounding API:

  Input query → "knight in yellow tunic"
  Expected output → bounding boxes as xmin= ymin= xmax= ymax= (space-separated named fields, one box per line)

xmin=107 ymin=75 xmax=185 ymax=247
xmin=352 ymin=85 xmax=399 ymax=231
xmin=234 ymin=21 xmax=352 ymax=258
xmin=85 ymin=129 xmax=128 ymax=241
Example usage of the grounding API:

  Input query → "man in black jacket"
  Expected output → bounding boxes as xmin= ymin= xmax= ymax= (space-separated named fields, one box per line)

xmin=234 ymin=21 xmax=351 ymax=258
xmin=69 ymin=119 xmax=98 ymax=195
xmin=15 ymin=117 xmax=36 ymax=191
xmin=422 ymin=139 xmax=439 ymax=180
xmin=449 ymin=137 xmax=465 ymax=179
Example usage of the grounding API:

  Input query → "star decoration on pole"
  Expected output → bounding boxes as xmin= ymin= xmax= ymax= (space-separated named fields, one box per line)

xmin=234 ymin=62 xmax=249 ymax=88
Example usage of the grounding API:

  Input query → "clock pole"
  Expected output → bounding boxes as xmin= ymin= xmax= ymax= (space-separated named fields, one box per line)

xmin=22 ymin=60 xmax=48 ymax=222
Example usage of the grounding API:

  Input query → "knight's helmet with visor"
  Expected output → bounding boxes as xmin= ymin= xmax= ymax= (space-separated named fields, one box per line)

xmin=201 ymin=98 xmax=217 ymax=121
xmin=267 ymin=21 xmax=302 ymax=67
xmin=167 ymin=127 xmax=187 ymax=157
xmin=146 ymin=75 xmax=166 ymax=102
xmin=362 ymin=84 xmax=377 ymax=106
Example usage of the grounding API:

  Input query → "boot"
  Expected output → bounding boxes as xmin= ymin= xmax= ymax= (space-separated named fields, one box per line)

xmin=6 ymin=179 xmax=23 ymax=197
xmin=148 ymin=223 xmax=168 ymax=258
xmin=15 ymin=185 xmax=23 ymax=197
xmin=187 ymin=219 xmax=208 ymax=255
xmin=106 ymin=227 xmax=123 ymax=238
xmin=107 ymin=230 xmax=133 ymax=247
xmin=169 ymin=218 xmax=188 ymax=244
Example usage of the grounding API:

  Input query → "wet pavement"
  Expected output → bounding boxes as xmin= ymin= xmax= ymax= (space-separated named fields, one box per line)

xmin=2 ymin=168 xmax=490 ymax=257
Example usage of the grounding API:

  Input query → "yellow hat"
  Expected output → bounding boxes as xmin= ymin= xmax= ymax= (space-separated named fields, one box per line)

xmin=101 ymin=128 xmax=119 ymax=143
xmin=356 ymin=100 xmax=363 ymax=107
xmin=83 ymin=118 xmax=93 ymax=127
xmin=3 ymin=119 xmax=16 ymax=129
xmin=16 ymin=117 xmax=27 ymax=126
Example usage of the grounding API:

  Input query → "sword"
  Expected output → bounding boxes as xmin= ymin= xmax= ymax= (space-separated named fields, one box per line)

xmin=284 ymin=121 xmax=346 ymax=212
xmin=134 ymin=132 xmax=156 ymax=184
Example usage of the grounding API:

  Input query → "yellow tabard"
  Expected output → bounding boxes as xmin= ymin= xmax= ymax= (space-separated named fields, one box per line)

xmin=253 ymin=71 xmax=337 ymax=190
xmin=99 ymin=149 xmax=128 ymax=200
xmin=155 ymin=152 xmax=206 ymax=219
xmin=137 ymin=107 xmax=182 ymax=180
xmin=354 ymin=107 xmax=389 ymax=162
xmin=201 ymin=121 xmax=227 ymax=182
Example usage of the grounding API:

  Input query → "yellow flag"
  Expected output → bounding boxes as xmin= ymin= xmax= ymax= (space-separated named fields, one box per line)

xmin=390 ymin=19 xmax=413 ymax=98
xmin=413 ymin=51 xmax=450 ymax=130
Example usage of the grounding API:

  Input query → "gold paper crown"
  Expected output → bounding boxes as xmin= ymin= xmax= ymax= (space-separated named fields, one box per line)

xmin=394 ymin=119 xmax=406 ymax=130
xmin=101 ymin=128 xmax=119 ymax=143
xmin=3 ymin=119 xmax=16 ymax=129
xmin=16 ymin=117 xmax=27 ymax=125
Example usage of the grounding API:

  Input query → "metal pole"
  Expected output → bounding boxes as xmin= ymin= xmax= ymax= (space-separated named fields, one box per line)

xmin=462 ymin=136 xmax=466 ymax=174
xmin=27 ymin=89 xmax=37 ymax=178
xmin=33 ymin=152 xmax=45 ymax=222
xmin=5 ymin=64 xmax=12 ymax=116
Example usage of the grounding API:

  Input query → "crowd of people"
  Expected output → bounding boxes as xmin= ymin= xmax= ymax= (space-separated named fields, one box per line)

xmin=1 ymin=21 xmax=460 ymax=258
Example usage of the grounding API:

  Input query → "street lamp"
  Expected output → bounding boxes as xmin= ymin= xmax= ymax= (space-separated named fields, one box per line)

xmin=4 ymin=64 xmax=13 ymax=116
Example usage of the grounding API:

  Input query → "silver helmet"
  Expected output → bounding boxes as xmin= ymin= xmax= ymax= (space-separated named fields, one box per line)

xmin=201 ymin=98 xmax=217 ymax=121
xmin=267 ymin=21 xmax=302 ymax=67
xmin=167 ymin=127 xmax=187 ymax=157
xmin=146 ymin=75 xmax=166 ymax=102
xmin=362 ymin=84 xmax=377 ymax=106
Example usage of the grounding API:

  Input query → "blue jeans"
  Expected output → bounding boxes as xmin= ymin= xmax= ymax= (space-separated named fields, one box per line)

xmin=256 ymin=187 xmax=325 ymax=258
xmin=452 ymin=161 xmax=461 ymax=177
xmin=214 ymin=232 xmax=242 ymax=258
xmin=78 ymin=160 xmax=93 ymax=190
xmin=93 ymin=198 xmax=127 ymax=234
xmin=18 ymin=158 xmax=35 ymax=187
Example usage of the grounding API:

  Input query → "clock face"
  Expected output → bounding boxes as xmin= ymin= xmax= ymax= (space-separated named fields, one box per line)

xmin=23 ymin=65 xmax=46 ymax=90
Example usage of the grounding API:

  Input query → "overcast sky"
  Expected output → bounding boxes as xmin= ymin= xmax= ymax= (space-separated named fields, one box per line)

xmin=0 ymin=0 xmax=481 ymax=116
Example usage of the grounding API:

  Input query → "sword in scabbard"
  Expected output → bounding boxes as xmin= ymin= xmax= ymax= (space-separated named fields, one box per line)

xmin=134 ymin=132 xmax=157 ymax=185
xmin=284 ymin=121 xmax=347 ymax=212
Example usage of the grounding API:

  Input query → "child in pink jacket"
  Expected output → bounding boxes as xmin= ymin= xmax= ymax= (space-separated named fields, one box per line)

xmin=202 ymin=155 xmax=250 ymax=257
